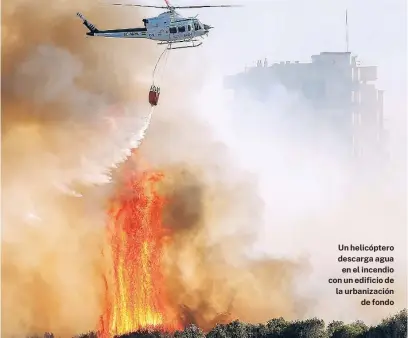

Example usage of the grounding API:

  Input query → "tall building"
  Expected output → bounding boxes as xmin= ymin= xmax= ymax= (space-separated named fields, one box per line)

xmin=224 ymin=52 xmax=387 ymax=163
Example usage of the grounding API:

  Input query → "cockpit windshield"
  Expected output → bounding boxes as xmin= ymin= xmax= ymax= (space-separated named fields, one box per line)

xmin=193 ymin=19 xmax=202 ymax=31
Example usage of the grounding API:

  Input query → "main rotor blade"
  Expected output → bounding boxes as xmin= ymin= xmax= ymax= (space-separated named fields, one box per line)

xmin=110 ymin=2 xmax=241 ymax=9
xmin=172 ymin=5 xmax=242 ymax=8
xmin=111 ymin=3 xmax=167 ymax=8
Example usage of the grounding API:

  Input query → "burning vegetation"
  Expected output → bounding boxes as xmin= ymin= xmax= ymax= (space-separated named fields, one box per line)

xmin=99 ymin=156 xmax=181 ymax=337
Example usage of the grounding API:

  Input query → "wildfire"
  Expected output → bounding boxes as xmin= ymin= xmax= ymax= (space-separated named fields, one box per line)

xmin=100 ymin=161 xmax=179 ymax=337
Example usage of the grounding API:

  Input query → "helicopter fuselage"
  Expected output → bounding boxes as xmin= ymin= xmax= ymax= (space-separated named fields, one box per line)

xmin=86 ymin=12 xmax=211 ymax=42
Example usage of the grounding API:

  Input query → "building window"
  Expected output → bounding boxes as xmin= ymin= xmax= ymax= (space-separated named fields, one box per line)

xmin=352 ymin=112 xmax=362 ymax=126
xmin=357 ymin=91 xmax=361 ymax=103
xmin=352 ymin=136 xmax=357 ymax=156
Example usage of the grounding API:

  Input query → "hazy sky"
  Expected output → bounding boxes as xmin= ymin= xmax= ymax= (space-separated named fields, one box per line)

xmin=199 ymin=0 xmax=406 ymax=87
xmin=141 ymin=0 xmax=405 ymax=101
xmin=172 ymin=0 xmax=407 ymax=156
xmin=137 ymin=0 xmax=407 ymax=137
xmin=130 ymin=0 xmax=406 ymax=97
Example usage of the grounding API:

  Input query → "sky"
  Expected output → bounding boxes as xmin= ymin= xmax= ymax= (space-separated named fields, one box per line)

xmin=148 ymin=0 xmax=407 ymax=113
xmin=166 ymin=0 xmax=407 ymax=167
xmin=131 ymin=0 xmax=408 ymax=158
xmin=120 ymin=0 xmax=407 ymax=96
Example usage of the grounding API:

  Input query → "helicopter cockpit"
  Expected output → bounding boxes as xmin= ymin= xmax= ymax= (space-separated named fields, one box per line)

xmin=193 ymin=19 xmax=213 ymax=32
xmin=193 ymin=19 xmax=202 ymax=31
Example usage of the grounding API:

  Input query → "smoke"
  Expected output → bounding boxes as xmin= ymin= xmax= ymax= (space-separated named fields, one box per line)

xmin=135 ymin=88 xmax=305 ymax=329
xmin=191 ymin=77 xmax=407 ymax=324
xmin=2 ymin=0 xmax=158 ymax=336
xmin=3 ymin=2 xmax=304 ymax=332
xmin=3 ymin=0 xmax=302 ymax=336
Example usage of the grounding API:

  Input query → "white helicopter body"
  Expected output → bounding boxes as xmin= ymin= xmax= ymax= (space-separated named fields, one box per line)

xmin=77 ymin=0 xmax=239 ymax=49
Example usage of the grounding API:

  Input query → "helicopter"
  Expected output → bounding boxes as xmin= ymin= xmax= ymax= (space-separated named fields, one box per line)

xmin=76 ymin=0 xmax=241 ymax=49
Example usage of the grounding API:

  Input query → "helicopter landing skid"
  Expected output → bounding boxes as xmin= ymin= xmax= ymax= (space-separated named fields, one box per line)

xmin=158 ymin=39 xmax=203 ymax=49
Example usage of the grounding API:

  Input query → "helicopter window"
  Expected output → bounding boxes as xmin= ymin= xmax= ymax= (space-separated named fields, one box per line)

xmin=178 ymin=26 xmax=185 ymax=32
xmin=169 ymin=27 xmax=177 ymax=34
xmin=194 ymin=22 xmax=201 ymax=30
xmin=188 ymin=25 xmax=191 ymax=31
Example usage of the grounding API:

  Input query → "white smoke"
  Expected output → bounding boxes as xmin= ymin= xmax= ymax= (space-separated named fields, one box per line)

xmin=193 ymin=73 xmax=407 ymax=324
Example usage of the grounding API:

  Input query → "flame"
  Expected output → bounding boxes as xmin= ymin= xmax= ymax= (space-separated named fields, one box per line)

xmin=100 ymin=161 xmax=180 ymax=337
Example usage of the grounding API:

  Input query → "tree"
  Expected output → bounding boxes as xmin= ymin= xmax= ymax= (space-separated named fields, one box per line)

xmin=41 ymin=308 xmax=408 ymax=338
xmin=282 ymin=318 xmax=327 ymax=338
xmin=364 ymin=309 xmax=407 ymax=338
xmin=206 ymin=324 xmax=228 ymax=338
xmin=327 ymin=321 xmax=345 ymax=336
xmin=328 ymin=320 xmax=368 ymax=337
xmin=175 ymin=324 xmax=205 ymax=338
xmin=265 ymin=317 xmax=289 ymax=337
xmin=223 ymin=320 xmax=249 ymax=338
xmin=245 ymin=323 xmax=269 ymax=337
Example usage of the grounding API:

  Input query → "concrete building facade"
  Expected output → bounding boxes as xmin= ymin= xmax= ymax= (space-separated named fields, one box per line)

xmin=224 ymin=52 xmax=387 ymax=163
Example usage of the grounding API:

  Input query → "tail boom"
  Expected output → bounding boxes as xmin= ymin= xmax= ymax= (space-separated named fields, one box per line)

xmin=91 ymin=28 xmax=148 ymax=38
xmin=76 ymin=12 xmax=147 ymax=38
xmin=77 ymin=12 xmax=99 ymax=34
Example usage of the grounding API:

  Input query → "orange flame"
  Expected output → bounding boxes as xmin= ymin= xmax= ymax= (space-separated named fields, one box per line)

xmin=100 ymin=164 xmax=180 ymax=337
